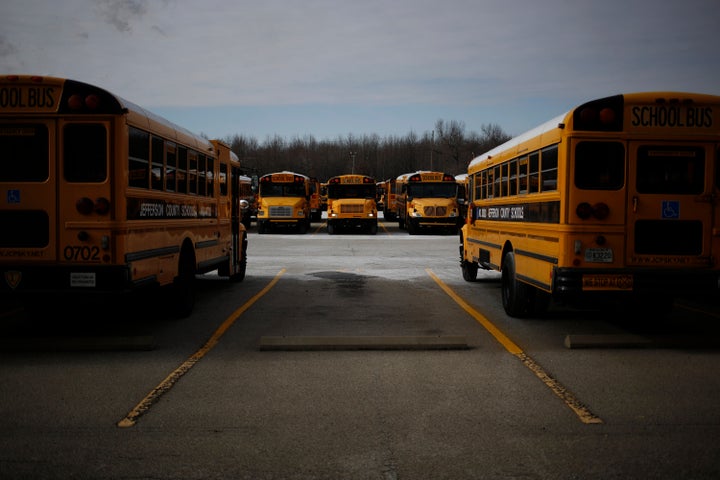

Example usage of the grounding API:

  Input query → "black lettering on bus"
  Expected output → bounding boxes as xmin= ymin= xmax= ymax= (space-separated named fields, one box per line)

xmin=632 ymin=105 xmax=713 ymax=128
xmin=63 ymin=245 xmax=101 ymax=261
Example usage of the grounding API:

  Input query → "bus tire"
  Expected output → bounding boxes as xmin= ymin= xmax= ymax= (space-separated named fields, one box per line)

xmin=461 ymin=260 xmax=478 ymax=282
xmin=327 ymin=223 xmax=335 ymax=235
xmin=230 ymin=233 xmax=248 ymax=282
xmin=501 ymin=252 xmax=532 ymax=318
xmin=258 ymin=221 xmax=267 ymax=234
xmin=407 ymin=220 xmax=417 ymax=235
xmin=298 ymin=221 xmax=308 ymax=234
xmin=369 ymin=223 xmax=378 ymax=235
xmin=398 ymin=216 xmax=405 ymax=229
xmin=169 ymin=246 xmax=196 ymax=318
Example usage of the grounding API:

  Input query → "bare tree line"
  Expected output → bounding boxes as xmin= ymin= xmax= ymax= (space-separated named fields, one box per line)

xmin=224 ymin=119 xmax=511 ymax=181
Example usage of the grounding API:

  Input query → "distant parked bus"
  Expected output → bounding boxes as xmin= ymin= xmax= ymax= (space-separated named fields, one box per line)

xmin=460 ymin=91 xmax=720 ymax=317
xmin=308 ymin=176 xmax=322 ymax=222
xmin=256 ymin=171 xmax=311 ymax=234
xmin=395 ymin=170 xmax=461 ymax=234
xmin=0 ymin=74 xmax=248 ymax=317
xmin=325 ymin=174 xmax=378 ymax=234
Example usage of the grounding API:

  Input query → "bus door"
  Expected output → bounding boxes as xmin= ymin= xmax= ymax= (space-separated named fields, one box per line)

xmin=1 ymin=119 xmax=58 ymax=261
xmin=230 ymin=164 xmax=242 ymax=267
xmin=626 ymin=141 xmax=713 ymax=267
xmin=57 ymin=120 xmax=111 ymax=269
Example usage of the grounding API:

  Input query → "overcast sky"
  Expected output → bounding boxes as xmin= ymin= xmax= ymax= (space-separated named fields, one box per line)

xmin=2 ymin=0 xmax=718 ymax=142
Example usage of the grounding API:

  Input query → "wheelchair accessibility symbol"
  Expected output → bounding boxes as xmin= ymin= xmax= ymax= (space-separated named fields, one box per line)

xmin=662 ymin=200 xmax=679 ymax=219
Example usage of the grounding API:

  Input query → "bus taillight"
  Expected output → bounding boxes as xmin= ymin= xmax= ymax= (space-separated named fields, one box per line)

xmin=76 ymin=197 xmax=110 ymax=215
xmin=576 ymin=202 xmax=609 ymax=220
xmin=67 ymin=93 xmax=101 ymax=111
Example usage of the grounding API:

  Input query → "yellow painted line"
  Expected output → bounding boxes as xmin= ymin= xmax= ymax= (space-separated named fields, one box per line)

xmin=675 ymin=301 xmax=720 ymax=320
xmin=117 ymin=269 xmax=286 ymax=428
xmin=426 ymin=268 xmax=603 ymax=425
xmin=379 ymin=221 xmax=392 ymax=235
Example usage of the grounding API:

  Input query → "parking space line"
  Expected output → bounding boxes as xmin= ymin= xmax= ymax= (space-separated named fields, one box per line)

xmin=116 ymin=269 xmax=286 ymax=428
xmin=426 ymin=268 xmax=603 ymax=425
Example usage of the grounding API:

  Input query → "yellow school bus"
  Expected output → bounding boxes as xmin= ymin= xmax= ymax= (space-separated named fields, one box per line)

xmin=376 ymin=178 xmax=397 ymax=221
xmin=256 ymin=171 xmax=311 ymax=234
xmin=0 ymin=75 xmax=248 ymax=317
xmin=308 ymin=176 xmax=322 ymax=222
xmin=455 ymin=173 xmax=469 ymax=221
xmin=395 ymin=170 xmax=461 ymax=234
xmin=325 ymin=174 xmax=378 ymax=234
xmin=460 ymin=91 xmax=720 ymax=317
xmin=237 ymin=172 xmax=256 ymax=228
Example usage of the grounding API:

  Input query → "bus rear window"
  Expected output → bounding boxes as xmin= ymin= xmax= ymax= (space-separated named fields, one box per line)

xmin=636 ymin=146 xmax=705 ymax=194
xmin=574 ymin=141 xmax=625 ymax=190
xmin=64 ymin=124 xmax=107 ymax=182
xmin=0 ymin=124 xmax=49 ymax=182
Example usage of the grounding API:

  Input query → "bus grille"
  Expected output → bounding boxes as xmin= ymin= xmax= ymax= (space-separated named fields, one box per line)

xmin=0 ymin=211 xmax=49 ymax=248
xmin=634 ymin=220 xmax=702 ymax=255
xmin=269 ymin=206 xmax=293 ymax=217
xmin=340 ymin=205 xmax=364 ymax=213
xmin=423 ymin=206 xmax=447 ymax=216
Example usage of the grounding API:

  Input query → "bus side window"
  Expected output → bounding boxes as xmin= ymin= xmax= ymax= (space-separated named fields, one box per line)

xmin=529 ymin=152 xmax=540 ymax=193
xmin=128 ymin=127 xmax=149 ymax=189
xmin=166 ymin=141 xmax=177 ymax=192
xmin=541 ymin=145 xmax=558 ymax=192
xmin=509 ymin=160 xmax=518 ymax=196
xmin=177 ymin=147 xmax=188 ymax=194
xmin=151 ymin=136 xmax=164 ymax=191
xmin=188 ymin=150 xmax=198 ymax=195
xmin=518 ymin=156 xmax=528 ymax=194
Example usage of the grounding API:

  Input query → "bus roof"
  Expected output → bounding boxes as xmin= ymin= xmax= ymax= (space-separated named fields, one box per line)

xmin=468 ymin=91 xmax=720 ymax=171
xmin=467 ymin=113 xmax=566 ymax=170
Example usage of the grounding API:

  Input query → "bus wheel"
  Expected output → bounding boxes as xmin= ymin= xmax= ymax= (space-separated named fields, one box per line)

xmin=369 ymin=223 xmax=378 ymax=235
xmin=298 ymin=222 xmax=308 ymax=234
xmin=407 ymin=220 xmax=416 ymax=235
xmin=230 ymin=233 xmax=248 ymax=282
xmin=327 ymin=223 xmax=335 ymax=235
xmin=258 ymin=221 xmax=266 ymax=234
xmin=501 ymin=252 xmax=531 ymax=318
xmin=461 ymin=260 xmax=478 ymax=282
xmin=170 ymin=273 xmax=195 ymax=319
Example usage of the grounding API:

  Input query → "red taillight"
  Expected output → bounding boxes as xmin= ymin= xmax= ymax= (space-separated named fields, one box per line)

xmin=94 ymin=197 xmax=110 ymax=215
xmin=76 ymin=197 xmax=94 ymax=215
xmin=576 ymin=202 xmax=610 ymax=220
xmin=576 ymin=202 xmax=593 ymax=219
xmin=592 ymin=202 xmax=609 ymax=220
xmin=67 ymin=93 xmax=101 ymax=111
xmin=76 ymin=197 xmax=110 ymax=215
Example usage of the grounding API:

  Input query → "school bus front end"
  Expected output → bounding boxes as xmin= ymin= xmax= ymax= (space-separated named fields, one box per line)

xmin=326 ymin=175 xmax=378 ymax=234
xmin=398 ymin=171 xmax=461 ymax=234
xmin=256 ymin=171 xmax=311 ymax=234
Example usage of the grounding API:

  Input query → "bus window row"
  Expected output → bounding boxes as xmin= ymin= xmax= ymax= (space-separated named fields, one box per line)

xmin=472 ymin=144 xmax=558 ymax=200
xmin=128 ymin=126 xmax=217 ymax=196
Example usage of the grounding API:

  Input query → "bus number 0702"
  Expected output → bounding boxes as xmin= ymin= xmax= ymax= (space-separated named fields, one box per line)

xmin=63 ymin=245 xmax=101 ymax=261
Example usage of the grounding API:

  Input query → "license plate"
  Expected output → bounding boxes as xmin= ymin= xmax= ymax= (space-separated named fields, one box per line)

xmin=582 ymin=274 xmax=633 ymax=291
xmin=70 ymin=272 xmax=96 ymax=287
xmin=584 ymin=248 xmax=613 ymax=263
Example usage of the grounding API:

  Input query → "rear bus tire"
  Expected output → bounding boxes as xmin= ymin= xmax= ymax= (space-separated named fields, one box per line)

xmin=501 ymin=252 xmax=532 ymax=318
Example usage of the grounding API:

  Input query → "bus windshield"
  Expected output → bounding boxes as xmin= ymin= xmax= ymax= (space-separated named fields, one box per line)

xmin=327 ymin=184 xmax=376 ymax=199
xmin=259 ymin=183 xmax=307 ymax=197
xmin=407 ymin=183 xmax=457 ymax=198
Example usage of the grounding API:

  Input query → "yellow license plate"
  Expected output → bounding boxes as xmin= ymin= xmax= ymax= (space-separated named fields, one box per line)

xmin=582 ymin=274 xmax=633 ymax=291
